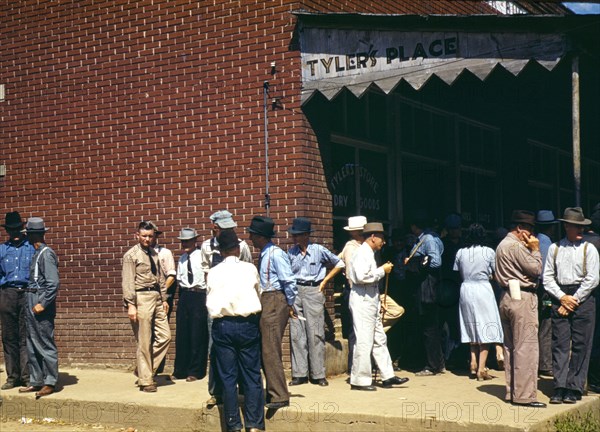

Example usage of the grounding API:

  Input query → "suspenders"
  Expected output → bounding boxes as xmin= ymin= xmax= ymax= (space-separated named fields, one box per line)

xmin=33 ymin=246 xmax=49 ymax=284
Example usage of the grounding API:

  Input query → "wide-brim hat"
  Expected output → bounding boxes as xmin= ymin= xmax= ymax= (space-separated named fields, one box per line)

xmin=511 ymin=210 xmax=535 ymax=226
xmin=217 ymin=229 xmax=241 ymax=251
xmin=344 ymin=216 xmax=367 ymax=231
xmin=210 ymin=210 xmax=237 ymax=229
xmin=2 ymin=211 xmax=25 ymax=229
xmin=287 ymin=217 xmax=312 ymax=235
xmin=177 ymin=227 xmax=200 ymax=240
xmin=23 ymin=217 xmax=49 ymax=233
xmin=558 ymin=207 xmax=591 ymax=226
xmin=535 ymin=210 xmax=558 ymax=225
xmin=363 ymin=222 xmax=385 ymax=235
xmin=247 ymin=216 xmax=276 ymax=238
xmin=147 ymin=221 xmax=163 ymax=235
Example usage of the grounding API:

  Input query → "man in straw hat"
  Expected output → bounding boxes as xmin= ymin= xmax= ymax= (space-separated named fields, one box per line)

xmin=319 ymin=215 xmax=367 ymax=372
xmin=496 ymin=210 xmax=545 ymax=408
xmin=544 ymin=207 xmax=599 ymax=404
xmin=0 ymin=212 xmax=35 ymax=390
xmin=287 ymin=217 xmax=343 ymax=387
xmin=247 ymin=215 xmax=297 ymax=409
xmin=172 ymin=227 xmax=208 ymax=382
xmin=18 ymin=218 xmax=59 ymax=398
xmin=535 ymin=210 xmax=559 ymax=378
xmin=347 ymin=222 xmax=409 ymax=391
xmin=122 ymin=221 xmax=171 ymax=393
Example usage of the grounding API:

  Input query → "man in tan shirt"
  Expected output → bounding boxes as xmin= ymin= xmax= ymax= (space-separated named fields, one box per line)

xmin=122 ymin=221 xmax=172 ymax=392
xmin=495 ymin=210 xmax=545 ymax=408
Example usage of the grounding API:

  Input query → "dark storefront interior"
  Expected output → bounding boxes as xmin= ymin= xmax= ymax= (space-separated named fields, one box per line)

xmin=304 ymin=51 xmax=600 ymax=251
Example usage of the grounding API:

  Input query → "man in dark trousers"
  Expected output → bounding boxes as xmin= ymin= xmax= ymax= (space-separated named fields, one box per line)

xmin=0 ymin=211 xmax=35 ymax=390
xmin=18 ymin=218 xmax=59 ymax=398
xmin=207 ymin=229 xmax=264 ymax=432
xmin=544 ymin=207 xmax=599 ymax=404
xmin=172 ymin=227 xmax=208 ymax=382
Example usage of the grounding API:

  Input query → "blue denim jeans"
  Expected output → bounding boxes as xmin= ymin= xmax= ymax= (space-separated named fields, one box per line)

xmin=212 ymin=315 xmax=264 ymax=431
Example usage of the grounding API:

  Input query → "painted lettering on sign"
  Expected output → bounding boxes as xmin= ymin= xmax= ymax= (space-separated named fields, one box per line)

xmin=304 ymin=36 xmax=458 ymax=78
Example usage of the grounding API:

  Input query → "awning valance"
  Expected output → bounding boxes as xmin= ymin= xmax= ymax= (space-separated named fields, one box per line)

xmin=300 ymin=27 xmax=567 ymax=103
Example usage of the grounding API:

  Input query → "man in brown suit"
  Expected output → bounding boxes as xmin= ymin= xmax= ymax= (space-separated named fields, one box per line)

xmin=495 ymin=210 xmax=546 ymax=408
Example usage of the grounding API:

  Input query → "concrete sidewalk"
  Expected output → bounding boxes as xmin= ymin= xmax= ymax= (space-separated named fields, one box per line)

xmin=1 ymin=367 xmax=598 ymax=431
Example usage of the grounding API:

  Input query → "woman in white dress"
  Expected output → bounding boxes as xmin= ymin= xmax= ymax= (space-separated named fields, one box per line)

xmin=454 ymin=224 xmax=504 ymax=381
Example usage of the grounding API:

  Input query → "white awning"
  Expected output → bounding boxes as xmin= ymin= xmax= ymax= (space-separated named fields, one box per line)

xmin=300 ymin=28 xmax=566 ymax=103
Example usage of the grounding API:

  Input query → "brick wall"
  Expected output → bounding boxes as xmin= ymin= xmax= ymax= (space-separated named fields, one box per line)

xmin=0 ymin=0 xmax=495 ymax=369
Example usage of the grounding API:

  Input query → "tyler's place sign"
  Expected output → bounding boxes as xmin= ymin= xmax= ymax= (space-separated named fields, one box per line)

xmin=300 ymin=28 xmax=565 ymax=81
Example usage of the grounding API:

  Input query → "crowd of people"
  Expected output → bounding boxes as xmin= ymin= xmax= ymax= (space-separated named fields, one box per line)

xmin=2 ymin=204 xmax=600 ymax=431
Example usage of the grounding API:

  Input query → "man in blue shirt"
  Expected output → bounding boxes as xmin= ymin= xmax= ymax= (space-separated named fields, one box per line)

xmin=0 ymin=211 xmax=35 ymax=390
xmin=248 ymin=216 xmax=297 ymax=410
xmin=287 ymin=217 xmax=342 ymax=387
xmin=18 ymin=218 xmax=60 ymax=398
xmin=406 ymin=211 xmax=445 ymax=376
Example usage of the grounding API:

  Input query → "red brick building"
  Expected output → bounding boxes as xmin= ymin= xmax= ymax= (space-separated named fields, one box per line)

xmin=2 ymin=1 xmax=598 ymax=370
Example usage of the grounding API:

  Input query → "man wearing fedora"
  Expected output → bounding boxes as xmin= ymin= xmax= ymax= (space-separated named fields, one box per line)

xmin=496 ymin=210 xmax=545 ymax=408
xmin=122 ymin=221 xmax=171 ymax=393
xmin=0 ymin=211 xmax=35 ymax=390
xmin=17 ymin=218 xmax=59 ymax=398
xmin=247 ymin=215 xmax=297 ymax=409
xmin=543 ymin=207 xmax=599 ymax=404
xmin=287 ymin=217 xmax=343 ymax=387
xmin=347 ymin=222 xmax=409 ymax=391
xmin=206 ymin=229 xmax=264 ymax=432
xmin=172 ymin=227 xmax=208 ymax=382
xmin=535 ymin=210 xmax=559 ymax=377
xmin=319 ymin=215 xmax=367 ymax=372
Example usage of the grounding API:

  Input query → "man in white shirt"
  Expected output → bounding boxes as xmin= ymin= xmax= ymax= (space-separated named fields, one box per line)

xmin=172 ymin=227 xmax=208 ymax=382
xmin=207 ymin=229 xmax=264 ymax=432
xmin=544 ymin=207 xmax=600 ymax=404
xmin=348 ymin=222 xmax=409 ymax=391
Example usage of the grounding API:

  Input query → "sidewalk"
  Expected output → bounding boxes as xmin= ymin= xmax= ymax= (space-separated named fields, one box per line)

xmin=1 ymin=367 xmax=598 ymax=431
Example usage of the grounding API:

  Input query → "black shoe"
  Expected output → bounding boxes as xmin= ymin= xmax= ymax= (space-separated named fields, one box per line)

xmin=538 ymin=370 xmax=554 ymax=377
xmin=588 ymin=384 xmax=600 ymax=394
xmin=265 ymin=401 xmax=289 ymax=410
xmin=311 ymin=378 xmax=328 ymax=387
xmin=288 ymin=376 xmax=308 ymax=386
xmin=350 ymin=384 xmax=377 ymax=391
xmin=550 ymin=389 xmax=564 ymax=404
xmin=511 ymin=401 xmax=547 ymax=408
xmin=382 ymin=376 xmax=409 ymax=388
xmin=563 ymin=390 xmax=577 ymax=404
xmin=1 ymin=382 xmax=17 ymax=390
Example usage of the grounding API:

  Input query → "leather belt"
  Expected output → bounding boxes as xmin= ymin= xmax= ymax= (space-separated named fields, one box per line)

xmin=180 ymin=287 xmax=205 ymax=293
xmin=296 ymin=280 xmax=323 ymax=287
xmin=136 ymin=286 xmax=160 ymax=292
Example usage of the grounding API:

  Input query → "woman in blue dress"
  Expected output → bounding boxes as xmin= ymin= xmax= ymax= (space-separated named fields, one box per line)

xmin=454 ymin=224 xmax=504 ymax=381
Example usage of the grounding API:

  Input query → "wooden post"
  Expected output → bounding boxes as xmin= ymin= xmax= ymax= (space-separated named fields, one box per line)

xmin=572 ymin=55 xmax=581 ymax=207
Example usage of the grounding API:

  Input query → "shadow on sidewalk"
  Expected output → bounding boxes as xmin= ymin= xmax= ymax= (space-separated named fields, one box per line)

xmin=54 ymin=372 xmax=79 ymax=393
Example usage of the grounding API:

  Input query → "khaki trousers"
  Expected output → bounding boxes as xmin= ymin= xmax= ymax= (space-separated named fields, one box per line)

xmin=131 ymin=291 xmax=172 ymax=386
xmin=499 ymin=290 xmax=539 ymax=404
xmin=381 ymin=294 xmax=405 ymax=333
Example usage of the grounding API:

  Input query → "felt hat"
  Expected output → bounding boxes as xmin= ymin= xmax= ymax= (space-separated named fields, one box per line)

xmin=2 ymin=211 xmax=25 ymax=229
xmin=511 ymin=210 xmax=535 ymax=226
xmin=217 ymin=229 xmax=241 ymax=251
xmin=247 ymin=216 xmax=276 ymax=238
xmin=558 ymin=207 xmax=591 ymax=226
xmin=535 ymin=210 xmax=558 ymax=225
xmin=23 ymin=217 xmax=49 ymax=233
xmin=287 ymin=218 xmax=313 ymax=235
xmin=363 ymin=222 xmax=385 ymax=235
xmin=177 ymin=227 xmax=200 ymax=240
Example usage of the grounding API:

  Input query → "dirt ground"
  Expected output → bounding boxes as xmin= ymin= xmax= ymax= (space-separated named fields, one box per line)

xmin=0 ymin=418 xmax=131 ymax=432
